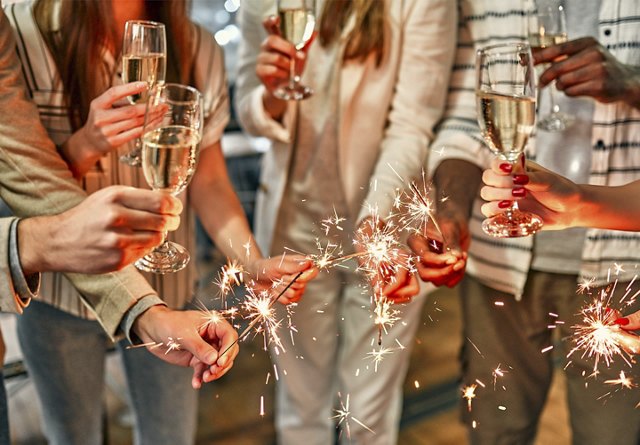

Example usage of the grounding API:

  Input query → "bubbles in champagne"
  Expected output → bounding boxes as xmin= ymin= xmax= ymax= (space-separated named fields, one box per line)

xmin=141 ymin=125 xmax=200 ymax=195
xmin=122 ymin=53 xmax=167 ymax=104
xmin=477 ymin=91 xmax=536 ymax=162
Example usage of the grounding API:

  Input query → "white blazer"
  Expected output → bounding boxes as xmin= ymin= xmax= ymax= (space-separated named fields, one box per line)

xmin=235 ymin=0 xmax=457 ymax=253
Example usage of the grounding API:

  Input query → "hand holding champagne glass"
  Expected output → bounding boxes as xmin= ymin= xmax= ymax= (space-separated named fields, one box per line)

xmin=135 ymin=83 xmax=203 ymax=274
xmin=476 ymin=43 xmax=543 ymax=237
xmin=120 ymin=20 xmax=167 ymax=166
xmin=527 ymin=2 xmax=574 ymax=131
xmin=272 ymin=0 xmax=316 ymax=101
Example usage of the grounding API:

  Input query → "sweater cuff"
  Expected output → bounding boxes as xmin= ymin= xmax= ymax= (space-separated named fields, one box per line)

xmin=9 ymin=219 xmax=40 ymax=310
xmin=120 ymin=295 xmax=167 ymax=345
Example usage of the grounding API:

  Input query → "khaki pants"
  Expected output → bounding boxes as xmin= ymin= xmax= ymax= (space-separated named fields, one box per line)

xmin=460 ymin=271 xmax=640 ymax=445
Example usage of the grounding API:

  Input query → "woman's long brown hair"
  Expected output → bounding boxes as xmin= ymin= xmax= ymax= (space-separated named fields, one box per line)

xmin=34 ymin=0 xmax=193 ymax=131
xmin=318 ymin=0 xmax=387 ymax=67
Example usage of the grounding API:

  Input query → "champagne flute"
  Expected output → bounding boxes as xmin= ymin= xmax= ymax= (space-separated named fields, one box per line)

xmin=528 ymin=3 xmax=574 ymax=132
xmin=272 ymin=0 xmax=316 ymax=101
xmin=135 ymin=83 xmax=203 ymax=274
xmin=120 ymin=20 xmax=167 ymax=166
xmin=476 ymin=43 xmax=543 ymax=237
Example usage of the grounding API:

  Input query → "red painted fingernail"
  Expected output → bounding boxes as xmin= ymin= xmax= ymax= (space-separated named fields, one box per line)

xmin=499 ymin=163 xmax=512 ymax=173
xmin=427 ymin=238 xmax=444 ymax=254
xmin=513 ymin=174 xmax=529 ymax=185
xmin=512 ymin=187 xmax=526 ymax=197
xmin=614 ymin=318 xmax=630 ymax=326
xmin=498 ymin=200 xmax=512 ymax=209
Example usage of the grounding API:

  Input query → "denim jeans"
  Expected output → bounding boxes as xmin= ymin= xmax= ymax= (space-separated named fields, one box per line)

xmin=16 ymin=301 xmax=197 ymax=445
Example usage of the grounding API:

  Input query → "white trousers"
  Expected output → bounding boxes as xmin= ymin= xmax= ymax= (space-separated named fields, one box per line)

xmin=271 ymin=268 xmax=429 ymax=445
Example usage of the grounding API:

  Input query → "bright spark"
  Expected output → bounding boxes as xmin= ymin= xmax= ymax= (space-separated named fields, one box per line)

xmin=332 ymin=393 xmax=375 ymax=439
xmin=462 ymin=384 xmax=478 ymax=412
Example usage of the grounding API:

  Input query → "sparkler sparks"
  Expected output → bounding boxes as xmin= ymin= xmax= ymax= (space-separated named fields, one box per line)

xmin=332 ymin=393 xmax=375 ymax=439
xmin=462 ymin=384 xmax=478 ymax=412
xmin=568 ymin=282 xmax=637 ymax=370
xmin=213 ymin=260 xmax=244 ymax=299
xmin=604 ymin=370 xmax=636 ymax=390
xmin=366 ymin=346 xmax=394 ymax=372
xmin=164 ymin=337 xmax=182 ymax=355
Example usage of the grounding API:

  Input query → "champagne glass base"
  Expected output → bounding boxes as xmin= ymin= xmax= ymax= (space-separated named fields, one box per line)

xmin=135 ymin=241 xmax=190 ymax=274
xmin=273 ymin=84 xmax=313 ymax=101
xmin=120 ymin=150 xmax=142 ymax=167
xmin=537 ymin=112 xmax=575 ymax=132
xmin=482 ymin=211 xmax=543 ymax=238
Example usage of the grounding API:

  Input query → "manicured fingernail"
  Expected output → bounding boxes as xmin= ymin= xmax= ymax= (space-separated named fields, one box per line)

xmin=513 ymin=174 xmax=529 ymax=185
xmin=218 ymin=356 xmax=228 ymax=367
xmin=296 ymin=51 xmax=305 ymax=59
xmin=512 ymin=187 xmax=526 ymax=197
xmin=614 ymin=318 xmax=630 ymax=326
xmin=498 ymin=200 xmax=512 ymax=209
xmin=499 ymin=163 xmax=512 ymax=173
xmin=137 ymin=81 xmax=147 ymax=88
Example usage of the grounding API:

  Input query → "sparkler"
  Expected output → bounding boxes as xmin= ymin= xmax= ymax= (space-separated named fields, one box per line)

xmin=569 ymin=276 xmax=640 ymax=371
xmin=217 ymin=270 xmax=305 ymax=359
xmin=332 ymin=393 xmax=375 ymax=439
xmin=392 ymin=169 xmax=448 ymax=248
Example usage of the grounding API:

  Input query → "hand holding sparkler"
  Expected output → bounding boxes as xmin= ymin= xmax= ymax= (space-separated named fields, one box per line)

xmin=407 ymin=211 xmax=469 ymax=288
xmin=131 ymin=305 xmax=239 ymax=389
xmin=355 ymin=215 xmax=419 ymax=303
xmin=246 ymin=254 xmax=318 ymax=304
xmin=612 ymin=312 xmax=640 ymax=354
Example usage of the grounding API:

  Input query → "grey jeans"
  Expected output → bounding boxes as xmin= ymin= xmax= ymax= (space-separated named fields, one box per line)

xmin=16 ymin=301 xmax=197 ymax=445
xmin=460 ymin=272 xmax=640 ymax=445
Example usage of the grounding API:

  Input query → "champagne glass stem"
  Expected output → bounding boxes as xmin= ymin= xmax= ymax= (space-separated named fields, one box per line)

xmin=289 ymin=58 xmax=297 ymax=91
xmin=548 ymin=81 xmax=560 ymax=114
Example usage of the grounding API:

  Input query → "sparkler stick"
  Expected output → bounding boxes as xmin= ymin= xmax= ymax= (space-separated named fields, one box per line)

xmin=217 ymin=270 xmax=305 ymax=359
xmin=408 ymin=182 xmax=449 ymax=248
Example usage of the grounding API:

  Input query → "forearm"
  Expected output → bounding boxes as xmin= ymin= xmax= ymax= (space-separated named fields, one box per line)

xmin=433 ymin=159 xmax=483 ymax=219
xmin=576 ymin=182 xmax=640 ymax=231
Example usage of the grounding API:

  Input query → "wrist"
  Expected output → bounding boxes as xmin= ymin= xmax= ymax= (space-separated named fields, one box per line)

xmin=131 ymin=304 xmax=171 ymax=344
xmin=17 ymin=217 xmax=52 ymax=275
xmin=261 ymin=88 xmax=287 ymax=122
xmin=61 ymin=128 xmax=101 ymax=178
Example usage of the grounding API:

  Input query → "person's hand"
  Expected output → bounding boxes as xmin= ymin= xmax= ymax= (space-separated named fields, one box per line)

xmin=480 ymin=157 xmax=583 ymax=230
xmin=19 ymin=185 xmax=183 ymax=275
xmin=246 ymin=255 xmax=318 ymax=304
xmin=257 ymin=16 xmax=311 ymax=96
xmin=75 ymin=82 xmax=150 ymax=155
xmin=407 ymin=211 xmax=469 ymax=288
xmin=356 ymin=217 xmax=420 ymax=303
xmin=132 ymin=305 xmax=239 ymax=389
xmin=534 ymin=37 xmax=640 ymax=108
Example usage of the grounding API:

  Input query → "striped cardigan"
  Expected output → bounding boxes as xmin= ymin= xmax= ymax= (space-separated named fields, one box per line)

xmin=428 ymin=0 xmax=640 ymax=297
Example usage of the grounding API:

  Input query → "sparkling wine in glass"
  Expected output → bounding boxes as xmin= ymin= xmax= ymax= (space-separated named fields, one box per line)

xmin=120 ymin=20 xmax=167 ymax=166
xmin=135 ymin=83 xmax=203 ymax=274
xmin=528 ymin=3 xmax=574 ymax=132
xmin=476 ymin=43 xmax=543 ymax=237
xmin=273 ymin=0 xmax=316 ymax=101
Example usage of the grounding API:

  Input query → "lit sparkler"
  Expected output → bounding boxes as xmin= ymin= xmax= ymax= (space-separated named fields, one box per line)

xmin=218 ymin=270 xmax=306 ymax=359
xmin=569 ymin=280 xmax=640 ymax=371
xmin=366 ymin=346 xmax=394 ymax=372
